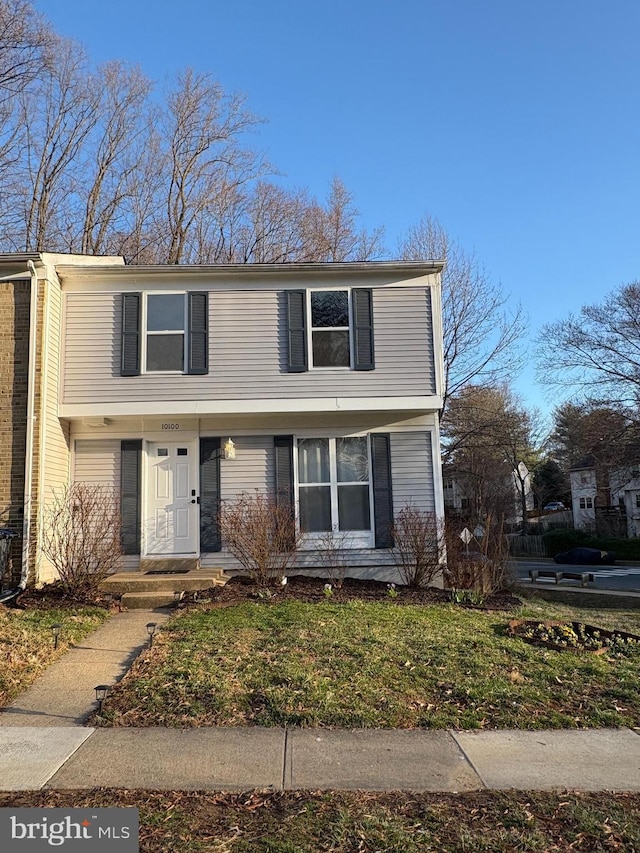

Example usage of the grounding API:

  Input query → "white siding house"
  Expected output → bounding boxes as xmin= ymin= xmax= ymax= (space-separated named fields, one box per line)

xmin=7 ymin=257 xmax=446 ymax=583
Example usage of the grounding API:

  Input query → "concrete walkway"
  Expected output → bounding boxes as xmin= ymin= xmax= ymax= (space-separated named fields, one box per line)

xmin=0 ymin=609 xmax=172 ymax=727
xmin=2 ymin=608 xmax=640 ymax=793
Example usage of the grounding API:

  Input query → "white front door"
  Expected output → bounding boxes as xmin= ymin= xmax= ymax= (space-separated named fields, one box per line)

xmin=146 ymin=441 xmax=198 ymax=555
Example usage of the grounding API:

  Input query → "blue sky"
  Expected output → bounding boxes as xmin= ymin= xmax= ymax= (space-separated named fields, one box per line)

xmin=41 ymin=0 xmax=640 ymax=421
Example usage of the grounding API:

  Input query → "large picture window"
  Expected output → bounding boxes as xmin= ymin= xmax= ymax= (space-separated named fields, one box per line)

xmin=297 ymin=436 xmax=372 ymax=546
xmin=145 ymin=293 xmax=185 ymax=372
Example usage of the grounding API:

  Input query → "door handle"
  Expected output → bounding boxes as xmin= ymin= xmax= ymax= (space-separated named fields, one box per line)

xmin=191 ymin=497 xmax=200 ymax=504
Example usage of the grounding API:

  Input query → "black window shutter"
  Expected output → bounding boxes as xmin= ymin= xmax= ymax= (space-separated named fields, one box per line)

xmin=370 ymin=433 xmax=394 ymax=548
xmin=274 ymin=435 xmax=294 ymax=508
xmin=200 ymin=438 xmax=221 ymax=552
xmin=120 ymin=440 xmax=141 ymax=554
xmin=286 ymin=290 xmax=308 ymax=372
xmin=188 ymin=292 xmax=208 ymax=375
xmin=274 ymin=435 xmax=295 ymax=549
xmin=352 ymin=288 xmax=375 ymax=371
xmin=121 ymin=293 xmax=141 ymax=376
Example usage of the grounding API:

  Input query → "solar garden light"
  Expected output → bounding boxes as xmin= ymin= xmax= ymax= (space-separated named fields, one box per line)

xmin=146 ymin=622 xmax=158 ymax=647
xmin=51 ymin=623 xmax=62 ymax=650
xmin=173 ymin=590 xmax=183 ymax=604
xmin=94 ymin=684 xmax=110 ymax=713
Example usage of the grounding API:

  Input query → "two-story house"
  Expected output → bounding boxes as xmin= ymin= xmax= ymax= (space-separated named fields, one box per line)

xmin=570 ymin=456 xmax=640 ymax=538
xmin=0 ymin=253 xmax=445 ymax=589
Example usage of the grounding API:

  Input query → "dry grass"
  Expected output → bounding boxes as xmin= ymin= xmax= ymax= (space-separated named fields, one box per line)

xmin=2 ymin=789 xmax=640 ymax=852
xmin=0 ymin=604 xmax=108 ymax=707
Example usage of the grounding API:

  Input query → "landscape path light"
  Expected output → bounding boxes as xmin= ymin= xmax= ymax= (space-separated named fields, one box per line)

xmin=146 ymin=622 xmax=157 ymax=647
xmin=94 ymin=684 xmax=110 ymax=713
xmin=51 ymin=623 xmax=62 ymax=650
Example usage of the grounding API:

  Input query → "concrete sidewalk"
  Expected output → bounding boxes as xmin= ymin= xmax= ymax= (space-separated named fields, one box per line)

xmin=2 ymin=726 xmax=640 ymax=792
xmin=2 ymin=607 xmax=640 ymax=793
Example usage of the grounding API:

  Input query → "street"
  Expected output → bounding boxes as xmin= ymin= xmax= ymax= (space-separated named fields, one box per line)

xmin=515 ymin=560 xmax=640 ymax=594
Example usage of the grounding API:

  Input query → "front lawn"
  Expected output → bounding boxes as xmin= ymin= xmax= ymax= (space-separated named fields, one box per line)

xmin=98 ymin=597 xmax=640 ymax=729
xmin=0 ymin=604 xmax=109 ymax=707
xmin=3 ymin=789 xmax=640 ymax=852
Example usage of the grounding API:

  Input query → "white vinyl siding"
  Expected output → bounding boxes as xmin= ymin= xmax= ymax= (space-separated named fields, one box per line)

xmin=219 ymin=436 xmax=275 ymax=500
xmin=62 ymin=287 xmax=436 ymax=404
xmin=390 ymin=431 xmax=435 ymax=513
xmin=73 ymin=439 xmax=121 ymax=485
xmin=38 ymin=281 xmax=71 ymax=584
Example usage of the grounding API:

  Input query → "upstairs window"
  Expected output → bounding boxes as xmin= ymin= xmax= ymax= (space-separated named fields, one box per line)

xmin=121 ymin=292 xmax=208 ymax=376
xmin=146 ymin=294 xmax=185 ymax=372
xmin=286 ymin=288 xmax=374 ymax=372
xmin=310 ymin=291 xmax=350 ymax=367
xmin=579 ymin=496 xmax=594 ymax=509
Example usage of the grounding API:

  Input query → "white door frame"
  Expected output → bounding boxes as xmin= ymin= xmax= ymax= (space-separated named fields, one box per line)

xmin=143 ymin=438 xmax=199 ymax=556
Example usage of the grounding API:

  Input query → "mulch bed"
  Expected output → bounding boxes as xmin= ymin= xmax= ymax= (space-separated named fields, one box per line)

xmin=6 ymin=574 xmax=521 ymax=612
xmin=178 ymin=574 xmax=521 ymax=611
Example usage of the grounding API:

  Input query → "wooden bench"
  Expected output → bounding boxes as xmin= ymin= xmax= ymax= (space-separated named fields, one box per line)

xmin=529 ymin=569 xmax=595 ymax=587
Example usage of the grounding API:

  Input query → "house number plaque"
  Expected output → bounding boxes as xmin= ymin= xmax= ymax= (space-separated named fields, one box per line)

xmin=161 ymin=423 xmax=181 ymax=431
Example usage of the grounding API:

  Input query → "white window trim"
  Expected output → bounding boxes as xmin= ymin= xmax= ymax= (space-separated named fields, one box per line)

xmin=579 ymin=496 xmax=594 ymax=510
xmin=307 ymin=288 xmax=353 ymax=370
xmin=142 ymin=291 xmax=187 ymax=374
xmin=294 ymin=435 xmax=374 ymax=548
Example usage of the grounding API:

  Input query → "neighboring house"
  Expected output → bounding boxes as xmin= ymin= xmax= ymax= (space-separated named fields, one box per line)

xmin=0 ymin=253 xmax=446 ymax=586
xmin=570 ymin=457 xmax=639 ymax=537
xmin=569 ymin=459 xmax=598 ymax=533
xmin=442 ymin=466 xmax=533 ymax=526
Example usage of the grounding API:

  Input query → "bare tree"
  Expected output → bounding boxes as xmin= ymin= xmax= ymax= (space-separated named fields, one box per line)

xmin=390 ymin=503 xmax=446 ymax=587
xmin=154 ymin=68 xmax=265 ymax=264
xmin=218 ymin=491 xmax=303 ymax=587
xmin=299 ymin=176 xmax=384 ymax=262
xmin=79 ymin=61 xmax=152 ymax=255
xmin=443 ymin=383 xmax=541 ymax=525
xmin=16 ymin=37 xmax=101 ymax=250
xmin=0 ymin=1 xmax=53 ymax=221
xmin=40 ymin=483 xmax=123 ymax=596
xmin=538 ymin=281 xmax=640 ymax=411
xmin=399 ymin=215 xmax=525 ymax=412
xmin=0 ymin=0 xmax=51 ymax=97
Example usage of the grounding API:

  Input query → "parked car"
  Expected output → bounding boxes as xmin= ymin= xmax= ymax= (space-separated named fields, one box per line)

xmin=554 ymin=547 xmax=616 ymax=565
xmin=543 ymin=501 xmax=566 ymax=511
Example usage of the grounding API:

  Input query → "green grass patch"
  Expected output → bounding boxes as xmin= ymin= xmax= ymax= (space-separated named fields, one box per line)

xmin=100 ymin=598 xmax=640 ymax=729
xmin=0 ymin=605 xmax=108 ymax=707
xmin=2 ymin=789 xmax=640 ymax=852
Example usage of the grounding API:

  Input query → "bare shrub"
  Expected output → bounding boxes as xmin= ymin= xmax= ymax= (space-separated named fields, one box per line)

xmin=445 ymin=514 xmax=514 ymax=595
xmin=390 ymin=504 xmax=445 ymax=587
xmin=218 ymin=491 xmax=302 ymax=587
xmin=40 ymin=483 xmax=123 ymax=596
xmin=316 ymin=529 xmax=351 ymax=588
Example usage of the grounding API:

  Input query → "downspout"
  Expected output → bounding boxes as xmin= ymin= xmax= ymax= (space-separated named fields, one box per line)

xmin=0 ymin=260 xmax=38 ymax=604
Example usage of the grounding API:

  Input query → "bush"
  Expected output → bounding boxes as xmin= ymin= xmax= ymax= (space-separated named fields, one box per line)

xmin=218 ymin=491 xmax=302 ymax=587
xmin=542 ymin=529 xmax=593 ymax=556
xmin=445 ymin=514 xmax=514 ymax=595
xmin=390 ymin=504 xmax=445 ymax=587
xmin=542 ymin=529 xmax=640 ymax=559
xmin=40 ymin=483 xmax=123 ymax=596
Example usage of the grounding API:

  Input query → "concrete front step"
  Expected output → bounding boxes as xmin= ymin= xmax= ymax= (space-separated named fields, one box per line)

xmin=101 ymin=570 xmax=226 ymax=595
xmin=120 ymin=591 xmax=182 ymax=609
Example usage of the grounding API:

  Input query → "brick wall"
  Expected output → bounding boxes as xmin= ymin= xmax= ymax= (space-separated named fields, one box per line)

xmin=0 ymin=280 xmax=30 ymax=584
